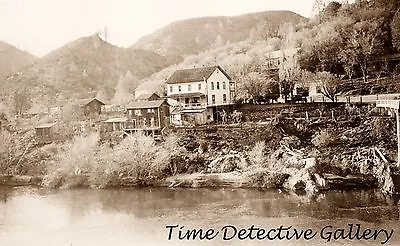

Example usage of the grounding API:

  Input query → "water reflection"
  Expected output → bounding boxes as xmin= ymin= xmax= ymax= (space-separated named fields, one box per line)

xmin=0 ymin=187 xmax=399 ymax=246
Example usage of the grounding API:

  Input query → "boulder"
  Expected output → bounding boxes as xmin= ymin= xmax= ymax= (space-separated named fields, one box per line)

xmin=304 ymin=157 xmax=317 ymax=170
xmin=314 ymin=173 xmax=326 ymax=188
xmin=283 ymin=168 xmax=318 ymax=192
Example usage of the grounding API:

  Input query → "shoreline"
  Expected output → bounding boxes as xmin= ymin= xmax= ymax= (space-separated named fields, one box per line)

xmin=0 ymin=172 xmax=380 ymax=192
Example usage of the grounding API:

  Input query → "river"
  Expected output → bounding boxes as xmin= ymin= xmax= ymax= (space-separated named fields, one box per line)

xmin=0 ymin=186 xmax=399 ymax=246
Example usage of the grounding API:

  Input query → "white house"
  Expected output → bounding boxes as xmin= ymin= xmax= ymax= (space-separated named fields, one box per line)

xmin=166 ymin=65 xmax=234 ymax=125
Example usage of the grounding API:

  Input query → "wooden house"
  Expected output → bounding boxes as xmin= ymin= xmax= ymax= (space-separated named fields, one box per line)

xmin=79 ymin=98 xmax=105 ymax=116
xmin=166 ymin=65 xmax=234 ymax=126
xmin=35 ymin=122 xmax=56 ymax=144
xmin=125 ymin=99 xmax=170 ymax=137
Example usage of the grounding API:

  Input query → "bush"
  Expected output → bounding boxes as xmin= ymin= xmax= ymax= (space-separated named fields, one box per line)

xmin=371 ymin=117 xmax=394 ymax=143
xmin=311 ymin=129 xmax=338 ymax=148
xmin=43 ymin=132 xmax=99 ymax=188
xmin=247 ymin=141 xmax=266 ymax=167
xmin=43 ymin=132 xmax=184 ymax=188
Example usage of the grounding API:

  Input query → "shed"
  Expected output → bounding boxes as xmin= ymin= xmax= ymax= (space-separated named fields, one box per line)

xmin=35 ymin=122 xmax=56 ymax=144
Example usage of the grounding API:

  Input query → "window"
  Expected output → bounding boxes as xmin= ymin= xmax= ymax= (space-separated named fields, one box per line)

xmin=212 ymin=95 xmax=216 ymax=104
xmin=169 ymin=86 xmax=173 ymax=93
xmin=198 ymin=83 xmax=201 ymax=90
xmin=316 ymin=86 xmax=322 ymax=94
xmin=223 ymin=82 xmax=226 ymax=90
xmin=134 ymin=109 xmax=141 ymax=116
xmin=223 ymin=94 xmax=227 ymax=103
xmin=211 ymin=82 xmax=214 ymax=90
xmin=178 ymin=85 xmax=182 ymax=92
xmin=147 ymin=108 xmax=155 ymax=113
xmin=217 ymin=82 xmax=220 ymax=90
xmin=188 ymin=84 xmax=192 ymax=91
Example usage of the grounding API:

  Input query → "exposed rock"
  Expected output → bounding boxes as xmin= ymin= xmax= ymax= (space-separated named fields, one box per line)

xmin=323 ymin=173 xmax=378 ymax=190
xmin=314 ymin=173 xmax=326 ymax=188
xmin=283 ymin=168 xmax=318 ymax=192
xmin=208 ymin=154 xmax=249 ymax=173
xmin=280 ymin=136 xmax=301 ymax=149
xmin=304 ymin=158 xmax=317 ymax=170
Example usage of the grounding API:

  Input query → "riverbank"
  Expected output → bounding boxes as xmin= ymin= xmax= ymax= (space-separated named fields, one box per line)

xmin=0 ymin=170 xmax=381 ymax=192
xmin=2 ymin=109 xmax=400 ymax=194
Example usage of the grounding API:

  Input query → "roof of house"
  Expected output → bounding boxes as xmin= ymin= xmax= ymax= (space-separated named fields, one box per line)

xmin=103 ymin=117 xmax=127 ymax=123
xmin=166 ymin=65 xmax=231 ymax=84
xmin=35 ymin=122 xmax=56 ymax=129
xmin=135 ymin=92 xmax=160 ymax=100
xmin=126 ymin=99 xmax=167 ymax=109
xmin=78 ymin=97 xmax=106 ymax=106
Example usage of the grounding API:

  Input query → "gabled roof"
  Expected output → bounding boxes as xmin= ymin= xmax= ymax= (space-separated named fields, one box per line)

xmin=78 ymin=97 xmax=105 ymax=106
xmin=126 ymin=99 xmax=167 ymax=109
xmin=166 ymin=65 xmax=231 ymax=84
xmin=103 ymin=117 xmax=127 ymax=123
xmin=135 ymin=92 xmax=160 ymax=100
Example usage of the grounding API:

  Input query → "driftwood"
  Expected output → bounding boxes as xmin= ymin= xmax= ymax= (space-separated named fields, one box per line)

xmin=375 ymin=147 xmax=388 ymax=163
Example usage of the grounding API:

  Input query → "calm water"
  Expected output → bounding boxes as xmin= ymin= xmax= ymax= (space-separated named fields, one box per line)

xmin=0 ymin=186 xmax=399 ymax=246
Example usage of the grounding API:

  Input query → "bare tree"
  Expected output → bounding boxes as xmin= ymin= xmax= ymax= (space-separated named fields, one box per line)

xmin=240 ymin=72 xmax=276 ymax=103
xmin=315 ymin=71 xmax=342 ymax=102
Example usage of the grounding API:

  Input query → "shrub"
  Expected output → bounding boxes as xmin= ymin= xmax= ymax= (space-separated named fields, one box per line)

xmin=371 ymin=117 xmax=394 ymax=143
xmin=247 ymin=141 xmax=266 ymax=167
xmin=104 ymin=132 xmax=170 ymax=183
xmin=42 ymin=132 xmax=99 ymax=188
xmin=311 ymin=129 xmax=338 ymax=148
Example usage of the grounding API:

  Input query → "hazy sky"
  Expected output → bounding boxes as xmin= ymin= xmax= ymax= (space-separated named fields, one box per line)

xmin=0 ymin=0 xmax=316 ymax=57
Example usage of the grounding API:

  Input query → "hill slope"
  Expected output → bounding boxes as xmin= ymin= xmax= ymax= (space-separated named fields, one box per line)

xmin=1 ymin=34 xmax=173 ymax=112
xmin=0 ymin=41 xmax=37 ymax=78
xmin=132 ymin=10 xmax=306 ymax=59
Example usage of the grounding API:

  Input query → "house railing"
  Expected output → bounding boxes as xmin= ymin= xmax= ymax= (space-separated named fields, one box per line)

xmin=182 ymin=103 xmax=206 ymax=109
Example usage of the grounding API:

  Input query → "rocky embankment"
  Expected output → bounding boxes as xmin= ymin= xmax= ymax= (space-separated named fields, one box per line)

xmin=165 ymin=150 xmax=382 ymax=192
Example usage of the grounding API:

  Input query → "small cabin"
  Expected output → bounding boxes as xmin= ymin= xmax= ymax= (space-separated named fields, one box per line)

xmin=79 ymin=98 xmax=105 ymax=116
xmin=35 ymin=122 xmax=56 ymax=144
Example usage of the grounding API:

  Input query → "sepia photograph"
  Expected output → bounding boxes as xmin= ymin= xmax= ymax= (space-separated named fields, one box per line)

xmin=1 ymin=0 xmax=400 ymax=245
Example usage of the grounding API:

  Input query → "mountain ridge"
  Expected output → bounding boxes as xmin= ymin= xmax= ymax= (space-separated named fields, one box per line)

xmin=0 ymin=41 xmax=37 ymax=79
xmin=1 ymin=34 xmax=174 ymax=113
xmin=132 ymin=10 xmax=307 ymax=59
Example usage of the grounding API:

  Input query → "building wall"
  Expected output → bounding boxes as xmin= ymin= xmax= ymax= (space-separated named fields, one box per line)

xmin=206 ymin=68 xmax=231 ymax=106
xmin=35 ymin=127 xmax=52 ymax=143
xmin=84 ymin=100 xmax=103 ymax=115
xmin=167 ymin=81 xmax=207 ymax=96
xmin=126 ymin=103 xmax=170 ymax=129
